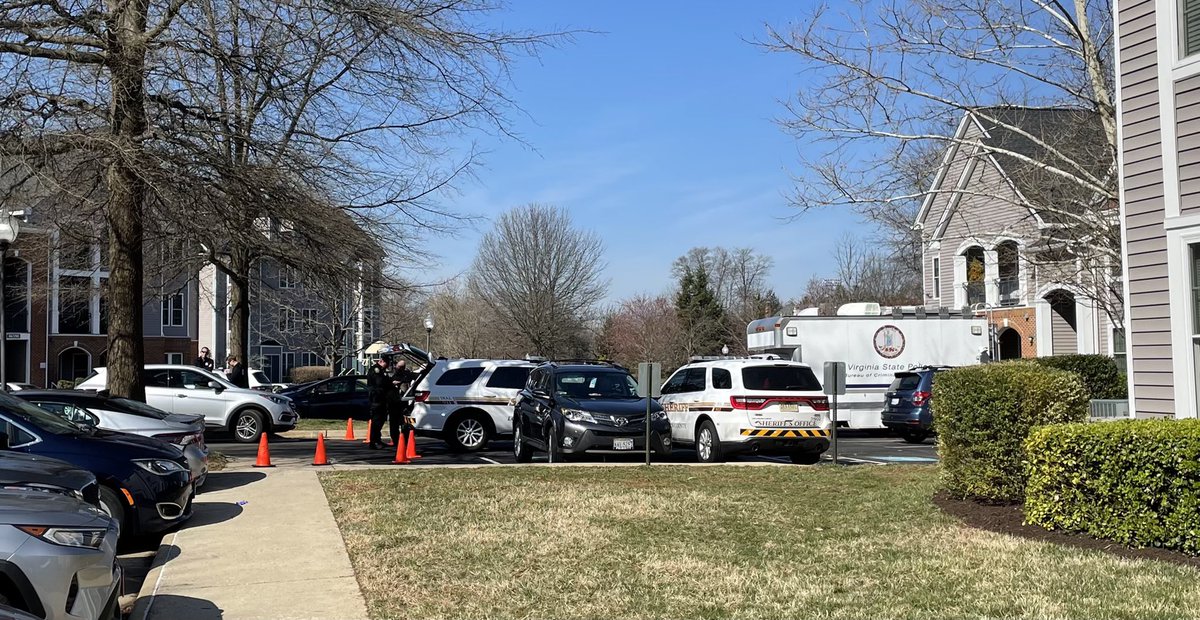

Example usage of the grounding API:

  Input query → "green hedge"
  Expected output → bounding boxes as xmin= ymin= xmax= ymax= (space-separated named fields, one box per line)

xmin=1029 ymin=354 xmax=1126 ymax=400
xmin=933 ymin=362 xmax=1088 ymax=502
xmin=1026 ymin=420 xmax=1200 ymax=555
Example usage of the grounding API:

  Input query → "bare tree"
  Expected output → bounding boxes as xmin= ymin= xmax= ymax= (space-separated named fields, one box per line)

xmin=597 ymin=294 xmax=685 ymax=372
xmin=469 ymin=204 xmax=608 ymax=357
xmin=0 ymin=0 xmax=200 ymax=398
xmin=763 ymin=0 xmax=1120 ymax=321
xmin=671 ymin=247 xmax=779 ymax=353
xmin=145 ymin=0 xmax=554 ymax=362
xmin=796 ymin=234 xmax=923 ymax=314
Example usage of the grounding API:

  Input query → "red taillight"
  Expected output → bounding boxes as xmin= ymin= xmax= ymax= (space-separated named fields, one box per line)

xmin=415 ymin=391 xmax=430 ymax=403
xmin=731 ymin=396 xmax=828 ymax=411
xmin=912 ymin=391 xmax=931 ymax=407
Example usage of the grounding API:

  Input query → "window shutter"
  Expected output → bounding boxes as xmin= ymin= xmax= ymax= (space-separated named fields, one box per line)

xmin=1185 ymin=0 xmax=1200 ymax=57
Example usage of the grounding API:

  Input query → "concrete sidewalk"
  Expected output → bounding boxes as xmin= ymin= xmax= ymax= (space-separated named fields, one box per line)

xmin=131 ymin=467 xmax=369 ymax=620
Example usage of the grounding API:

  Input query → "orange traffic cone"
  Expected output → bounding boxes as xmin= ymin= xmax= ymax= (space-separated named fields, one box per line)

xmin=405 ymin=429 xmax=421 ymax=460
xmin=252 ymin=433 xmax=274 ymax=468
xmin=362 ymin=420 xmax=372 ymax=444
xmin=312 ymin=432 xmax=330 ymax=466
xmin=343 ymin=418 xmax=356 ymax=441
xmin=392 ymin=433 xmax=410 ymax=464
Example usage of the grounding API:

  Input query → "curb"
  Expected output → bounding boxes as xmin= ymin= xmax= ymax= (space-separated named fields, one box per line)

xmin=127 ymin=530 xmax=183 ymax=620
xmin=277 ymin=430 xmax=394 ymax=440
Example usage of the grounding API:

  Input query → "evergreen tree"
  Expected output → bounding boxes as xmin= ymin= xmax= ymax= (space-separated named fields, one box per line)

xmin=675 ymin=267 xmax=727 ymax=357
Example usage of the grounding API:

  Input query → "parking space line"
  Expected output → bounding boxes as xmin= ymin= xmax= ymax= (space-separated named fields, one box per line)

xmin=479 ymin=457 xmax=501 ymax=465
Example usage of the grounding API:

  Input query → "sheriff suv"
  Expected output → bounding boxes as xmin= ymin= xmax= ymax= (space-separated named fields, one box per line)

xmin=657 ymin=358 xmax=831 ymax=464
xmin=411 ymin=359 xmax=536 ymax=451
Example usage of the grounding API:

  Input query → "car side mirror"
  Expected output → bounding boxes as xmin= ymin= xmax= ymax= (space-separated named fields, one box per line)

xmin=212 ymin=384 xmax=225 ymax=394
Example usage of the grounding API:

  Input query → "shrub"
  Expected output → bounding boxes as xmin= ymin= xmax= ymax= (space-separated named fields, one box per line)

xmin=1026 ymin=420 xmax=1200 ymax=555
xmin=1029 ymin=354 xmax=1126 ymax=400
xmin=933 ymin=362 xmax=1088 ymax=502
xmin=290 ymin=366 xmax=331 ymax=384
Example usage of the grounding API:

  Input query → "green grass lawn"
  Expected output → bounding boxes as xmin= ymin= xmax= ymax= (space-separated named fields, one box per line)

xmin=322 ymin=465 xmax=1200 ymax=620
xmin=292 ymin=417 xmax=358 ymax=432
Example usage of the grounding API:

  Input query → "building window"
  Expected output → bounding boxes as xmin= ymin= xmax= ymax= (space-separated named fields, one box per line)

xmin=165 ymin=352 xmax=183 ymax=365
xmin=1112 ymin=328 xmax=1127 ymax=375
xmin=279 ymin=308 xmax=298 ymax=333
xmin=57 ymin=276 xmax=92 ymax=334
xmin=283 ymin=352 xmax=295 ymax=379
xmin=931 ymin=257 xmax=941 ymax=300
xmin=1185 ymin=0 xmax=1200 ymax=58
xmin=161 ymin=292 xmax=185 ymax=327
xmin=299 ymin=351 xmax=322 ymax=367
xmin=303 ymin=308 xmax=318 ymax=331
xmin=279 ymin=265 xmax=297 ymax=289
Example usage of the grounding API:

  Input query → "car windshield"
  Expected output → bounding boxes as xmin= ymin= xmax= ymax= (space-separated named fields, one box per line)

xmin=889 ymin=373 xmax=923 ymax=391
xmin=252 ymin=372 xmax=270 ymax=384
xmin=108 ymin=398 xmax=170 ymax=420
xmin=554 ymin=371 xmax=640 ymax=399
xmin=0 ymin=392 xmax=85 ymax=435
xmin=741 ymin=366 xmax=822 ymax=391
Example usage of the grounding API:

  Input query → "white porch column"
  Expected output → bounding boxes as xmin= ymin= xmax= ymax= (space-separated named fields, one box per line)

xmin=984 ymin=249 xmax=999 ymax=306
xmin=1034 ymin=296 xmax=1053 ymax=356
xmin=1076 ymin=296 xmax=1097 ymax=354
xmin=953 ymin=255 xmax=967 ymax=308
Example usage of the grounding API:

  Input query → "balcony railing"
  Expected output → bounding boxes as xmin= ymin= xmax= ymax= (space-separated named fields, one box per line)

xmin=965 ymin=282 xmax=985 ymax=307
xmin=998 ymin=277 xmax=1020 ymax=306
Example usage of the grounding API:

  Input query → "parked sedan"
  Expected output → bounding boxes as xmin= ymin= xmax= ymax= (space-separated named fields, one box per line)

xmin=0 ymin=490 xmax=121 ymax=620
xmin=280 ymin=375 xmax=369 ymax=420
xmin=0 ymin=393 xmax=193 ymax=538
xmin=15 ymin=391 xmax=209 ymax=487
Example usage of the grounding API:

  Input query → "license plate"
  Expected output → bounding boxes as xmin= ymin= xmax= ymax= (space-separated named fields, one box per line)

xmin=779 ymin=404 xmax=799 ymax=413
xmin=613 ymin=438 xmax=634 ymax=450
xmin=890 ymin=398 xmax=899 ymax=405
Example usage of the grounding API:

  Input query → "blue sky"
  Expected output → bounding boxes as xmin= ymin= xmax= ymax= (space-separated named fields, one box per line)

xmin=424 ymin=0 xmax=869 ymax=303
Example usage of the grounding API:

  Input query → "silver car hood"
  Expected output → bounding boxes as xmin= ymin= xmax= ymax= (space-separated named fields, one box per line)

xmin=0 ymin=490 xmax=111 ymax=528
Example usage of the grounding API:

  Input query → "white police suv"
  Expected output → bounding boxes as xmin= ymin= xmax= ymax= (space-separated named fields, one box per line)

xmin=411 ymin=359 xmax=535 ymax=451
xmin=657 ymin=358 xmax=831 ymax=464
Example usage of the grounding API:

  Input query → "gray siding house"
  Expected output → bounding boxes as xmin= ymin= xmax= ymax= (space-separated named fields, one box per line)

xmin=916 ymin=107 xmax=1120 ymax=361
xmin=1116 ymin=0 xmax=1200 ymax=417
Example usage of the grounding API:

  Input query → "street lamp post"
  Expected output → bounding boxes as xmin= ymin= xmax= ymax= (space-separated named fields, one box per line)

xmin=424 ymin=313 xmax=434 ymax=353
xmin=0 ymin=214 xmax=21 ymax=392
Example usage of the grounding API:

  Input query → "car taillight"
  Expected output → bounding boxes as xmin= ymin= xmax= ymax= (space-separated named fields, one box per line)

xmin=415 ymin=391 xmax=430 ymax=403
xmin=153 ymin=432 xmax=191 ymax=445
xmin=912 ymin=391 xmax=931 ymax=407
xmin=730 ymin=396 xmax=828 ymax=411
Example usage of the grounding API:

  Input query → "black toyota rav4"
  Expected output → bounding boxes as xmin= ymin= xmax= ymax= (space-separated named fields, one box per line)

xmin=512 ymin=362 xmax=672 ymax=462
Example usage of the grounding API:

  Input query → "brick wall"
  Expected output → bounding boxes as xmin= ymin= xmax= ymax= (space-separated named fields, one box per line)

xmin=988 ymin=307 xmax=1038 ymax=359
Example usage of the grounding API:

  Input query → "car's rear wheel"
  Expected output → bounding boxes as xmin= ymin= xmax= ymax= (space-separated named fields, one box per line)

xmin=547 ymin=424 xmax=563 ymax=464
xmin=231 ymin=409 xmax=265 ymax=443
xmin=99 ymin=486 xmax=126 ymax=531
xmin=513 ymin=421 xmax=532 ymax=463
xmin=902 ymin=430 xmax=930 ymax=444
xmin=696 ymin=420 xmax=724 ymax=464
xmin=789 ymin=449 xmax=822 ymax=465
xmin=446 ymin=412 xmax=490 ymax=452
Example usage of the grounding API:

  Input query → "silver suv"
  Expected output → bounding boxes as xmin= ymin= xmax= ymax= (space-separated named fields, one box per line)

xmin=76 ymin=365 xmax=299 ymax=443
xmin=0 ymin=490 xmax=121 ymax=620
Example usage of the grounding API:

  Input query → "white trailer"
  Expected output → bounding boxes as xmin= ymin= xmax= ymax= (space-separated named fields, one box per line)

xmin=747 ymin=303 xmax=990 ymax=429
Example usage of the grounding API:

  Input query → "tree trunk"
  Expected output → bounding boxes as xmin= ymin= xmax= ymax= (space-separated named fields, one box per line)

xmin=227 ymin=252 xmax=252 ymax=363
xmin=103 ymin=0 xmax=150 ymax=400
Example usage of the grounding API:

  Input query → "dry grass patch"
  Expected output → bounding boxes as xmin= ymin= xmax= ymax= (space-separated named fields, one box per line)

xmin=321 ymin=465 xmax=1200 ymax=620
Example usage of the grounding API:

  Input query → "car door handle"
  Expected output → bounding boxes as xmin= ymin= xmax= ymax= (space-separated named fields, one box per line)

xmin=177 ymin=394 xmax=188 ymax=398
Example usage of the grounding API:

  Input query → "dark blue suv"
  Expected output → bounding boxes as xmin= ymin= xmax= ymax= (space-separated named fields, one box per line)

xmin=0 ymin=392 xmax=193 ymax=538
xmin=881 ymin=366 xmax=954 ymax=444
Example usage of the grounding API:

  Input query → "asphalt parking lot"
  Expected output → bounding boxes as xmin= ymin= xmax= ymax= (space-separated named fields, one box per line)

xmin=207 ymin=430 xmax=939 ymax=467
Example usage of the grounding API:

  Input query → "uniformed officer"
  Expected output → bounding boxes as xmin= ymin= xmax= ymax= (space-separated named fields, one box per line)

xmin=367 ymin=354 xmax=393 ymax=450
xmin=388 ymin=359 xmax=418 ymax=446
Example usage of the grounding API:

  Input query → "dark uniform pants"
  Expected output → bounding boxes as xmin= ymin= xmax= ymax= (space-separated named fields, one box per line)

xmin=370 ymin=400 xmax=388 ymax=446
xmin=388 ymin=400 xmax=413 ymax=445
